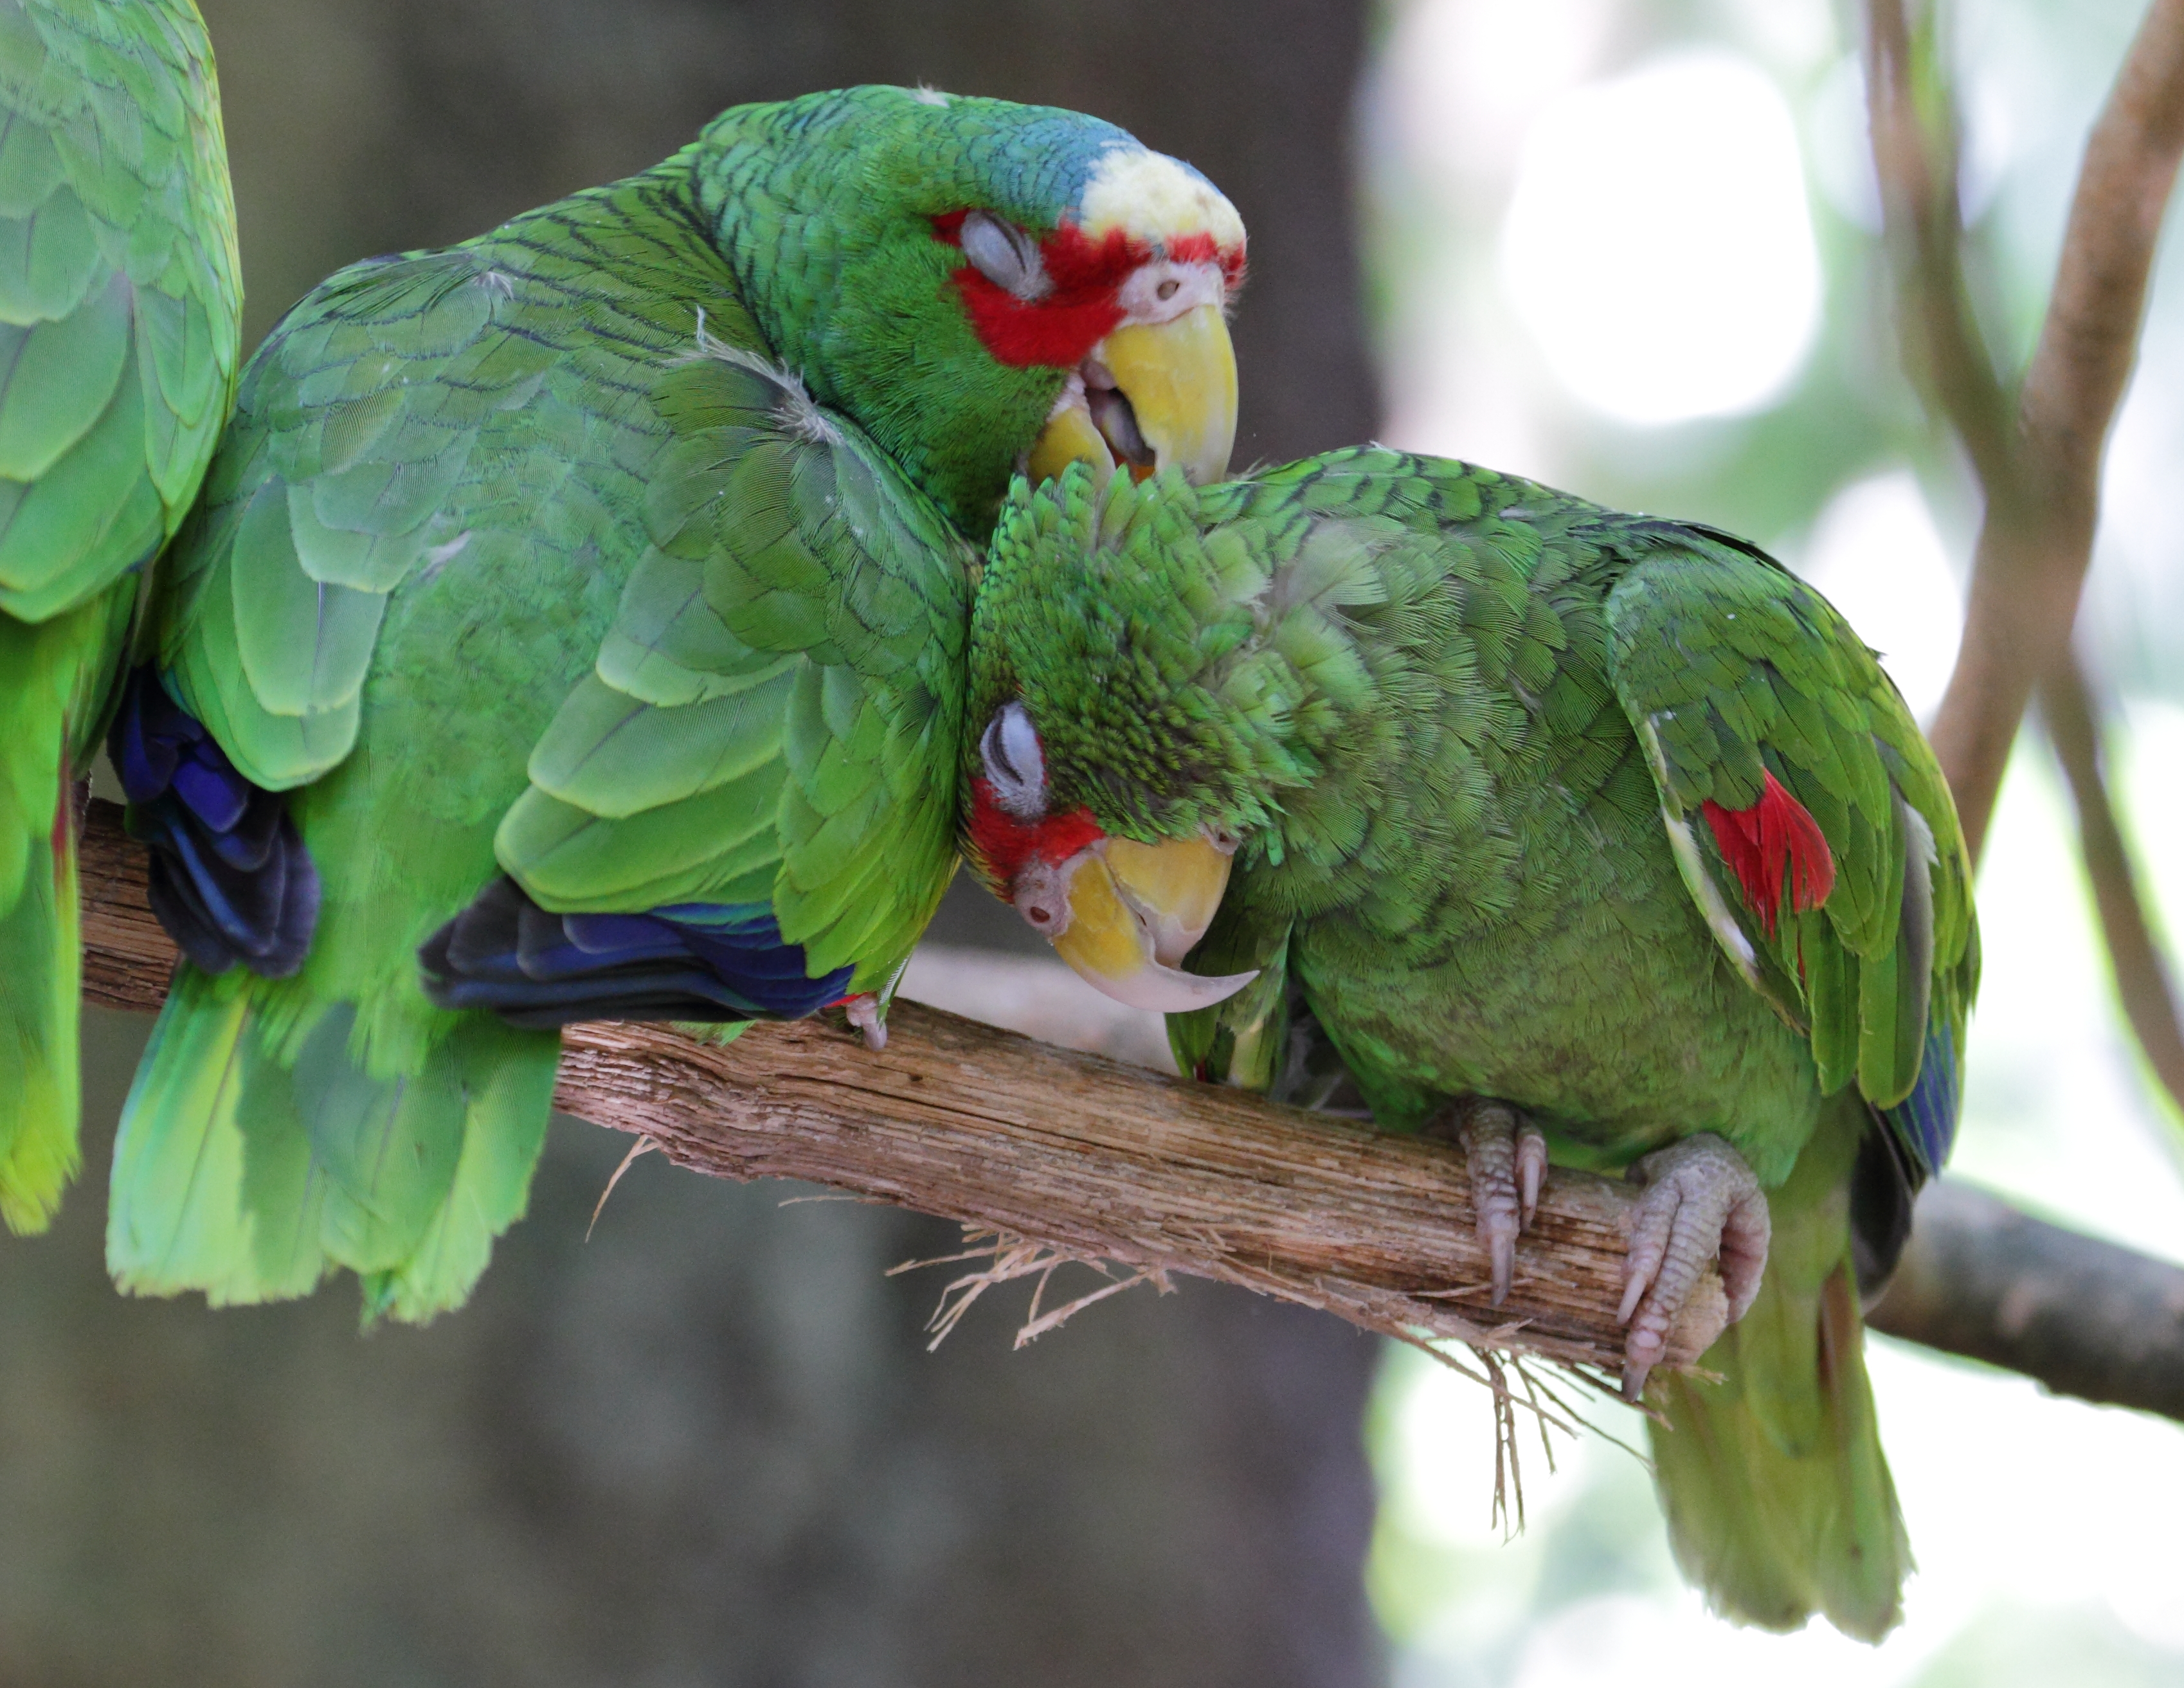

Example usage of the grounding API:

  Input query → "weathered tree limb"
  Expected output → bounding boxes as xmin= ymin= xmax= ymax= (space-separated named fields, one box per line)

xmin=79 ymin=807 xmax=2184 ymax=1420
xmin=77 ymin=800 xmax=1721 ymax=1382
xmin=1870 ymin=1180 xmax=2184 ymax=1419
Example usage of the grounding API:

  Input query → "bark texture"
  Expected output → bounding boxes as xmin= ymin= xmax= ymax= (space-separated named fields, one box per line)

xmin=80 ymin=803 xmax=1728 ymax=1378
xmin=1870 ymin=1181 xmax=2184 ymax=1421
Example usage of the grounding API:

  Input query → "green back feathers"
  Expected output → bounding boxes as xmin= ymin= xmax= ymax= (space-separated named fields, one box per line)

xmin=159 ymin=192 xmax=731 ymax=795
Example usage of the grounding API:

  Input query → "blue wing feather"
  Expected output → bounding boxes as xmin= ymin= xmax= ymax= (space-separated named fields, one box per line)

xmin=1882 ymin=1017 xmax=1960 ymax=1179
xmin=418 ymin=876 xmax=853 ymax=1030
xmin=111 ymin=667 xmax=320 ymax=976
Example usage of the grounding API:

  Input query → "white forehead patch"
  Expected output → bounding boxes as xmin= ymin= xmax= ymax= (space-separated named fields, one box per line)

xmin=910 ymin=85 xmax=952 ymax=107
xmin=1078 ymin=148 xmax=1245 ymax=252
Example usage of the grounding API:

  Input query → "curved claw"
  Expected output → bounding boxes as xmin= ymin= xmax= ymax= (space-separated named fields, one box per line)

xmin=1450 ymin=1099 xmax=1549 ymax=1307
xmin=1618 ymin=1132 xmax=1770 ymax=1399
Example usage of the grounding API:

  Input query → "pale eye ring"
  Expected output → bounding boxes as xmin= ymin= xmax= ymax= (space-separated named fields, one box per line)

xmin=980 ymin=700 xmax=1048 ymax=819
xmin=1156 ymin=278 xmax=1179 ymax=300
xmin=960 ymin=210 xmax=1052 ymax=303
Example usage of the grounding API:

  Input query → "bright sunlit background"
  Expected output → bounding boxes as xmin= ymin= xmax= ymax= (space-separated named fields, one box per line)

xmin=1358 ymin=0 xmax=2184 ymax=1681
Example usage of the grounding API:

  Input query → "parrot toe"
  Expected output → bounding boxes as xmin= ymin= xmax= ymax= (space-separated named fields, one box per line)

xmin=1616 ymin=1132 xmax=1770 ymax=1399
xmin=842 ymin=992 xmax=887 ymax=1051
xmin=1443 ymin=1098 xmax=1549 ymax=1307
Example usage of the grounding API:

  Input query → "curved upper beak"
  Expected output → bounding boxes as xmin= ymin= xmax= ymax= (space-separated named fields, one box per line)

xmin=1017 ymin=833 xmax=1256 ymax=1014
xmin=1027 ymin=303 xmax=1238 ymax=488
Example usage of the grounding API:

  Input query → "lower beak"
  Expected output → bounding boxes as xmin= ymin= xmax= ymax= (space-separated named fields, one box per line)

xmin=1031 ymin=835 xmax=1256 ymax=1014
xmin=1027 ymin=303 xmax=1238 ymax=488
xmin=1026 ymin=397 xmax=1115 ymax=485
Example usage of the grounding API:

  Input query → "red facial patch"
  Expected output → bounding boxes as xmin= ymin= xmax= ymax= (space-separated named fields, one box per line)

xmin=1701 ymin=770 xmax=1836 ymax=938
xmin=964 ymin=776 xmax=1106 ymax=895
xmin=1164 ymin=231 xmax=1248 ymax=290
xmin=933 ymin=213 xmax=1245 ymax=368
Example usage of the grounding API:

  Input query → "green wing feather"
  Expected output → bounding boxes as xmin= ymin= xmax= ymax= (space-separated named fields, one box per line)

xmin=498 ymin=346 xmax=969 ymax=990
xmin=0 ymin=0 xmax=239 ymax=1231
xmin=1602 ymin=531 xmax=1976 ymax=1140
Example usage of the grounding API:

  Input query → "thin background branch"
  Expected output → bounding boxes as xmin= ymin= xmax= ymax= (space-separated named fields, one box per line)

xmin=1864 ymin=0 xmax=2184 ymax=1125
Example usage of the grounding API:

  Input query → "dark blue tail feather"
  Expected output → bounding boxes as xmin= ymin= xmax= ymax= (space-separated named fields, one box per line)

xmin=1853 ymin=1017 xmax=1963 ymax=1296
xmin=109 ymin=667 xmax=320 ymax=978
xmin=1884 ymin=1020 xmax=1960 ymax=1177
xmin=419 ymin=875 xmax=853 ymax=1031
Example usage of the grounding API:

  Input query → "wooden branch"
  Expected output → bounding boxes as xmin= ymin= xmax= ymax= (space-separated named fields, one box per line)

xmin=1869 ymin=1179 xmax=2184 ymax=1420
xmin=1868 ymin=0 xmax=2184 ymax=861
xmin=77 ymin=800 xmax=1722 ymax=1381
xmin=78 ymin=802 xmax=2184 ymax=1422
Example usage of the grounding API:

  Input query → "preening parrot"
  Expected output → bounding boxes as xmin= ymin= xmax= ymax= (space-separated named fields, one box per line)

xmin=0 ymin=0 xmax=239 ymax=1233
xmin=111 ymin=87 xmax=1245 ymax=1321
xmin=964 ymin=453 xmax=1978 ymax=1642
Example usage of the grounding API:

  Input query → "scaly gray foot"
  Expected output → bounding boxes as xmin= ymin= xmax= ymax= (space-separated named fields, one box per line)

xmin=1450 ymin=1098 xmax=1548 ymax=1306
xmin=1618 ymin=1132 xmax=1769 ymax=1399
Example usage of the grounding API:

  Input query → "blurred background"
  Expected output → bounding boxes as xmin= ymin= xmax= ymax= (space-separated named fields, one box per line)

xmin=5 ymin=0 xmax=2183 ymax=1682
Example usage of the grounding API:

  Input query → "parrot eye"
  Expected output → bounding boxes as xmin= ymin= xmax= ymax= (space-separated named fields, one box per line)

xmin=980 ymin=701 xmax=1047 ymax=819
xmin=961 ymin=211 xmax=1051 ymax=303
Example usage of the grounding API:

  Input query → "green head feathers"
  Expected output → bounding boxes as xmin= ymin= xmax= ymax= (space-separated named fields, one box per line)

xmin=692 ymin=87 xmax=1246 ymax=537
xmin=970 ymin=464 xmax=1330 ymax=848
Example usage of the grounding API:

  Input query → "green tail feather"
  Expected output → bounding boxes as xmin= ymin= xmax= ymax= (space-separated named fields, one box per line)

xmin=107 ymin=969 xmax=276 ymax=1302
xmin=1647 ymin=1100 xmax=1909 ymax=1642
xmin=0 ymin=594 xmax=135 ymax=1233
xmin=111 ymin=967 xmax=558 ymax=1321
xmin=0 ymin=751 xmax=79 ymax=1235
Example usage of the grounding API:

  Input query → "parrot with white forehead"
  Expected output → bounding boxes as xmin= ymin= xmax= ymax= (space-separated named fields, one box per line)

xmin=966 ymin=455 xmax=1978 ymax=1641
xmin=109 ymin=86 xmax=1245 ymax=1320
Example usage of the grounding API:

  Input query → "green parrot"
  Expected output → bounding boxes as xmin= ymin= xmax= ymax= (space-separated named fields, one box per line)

xmin=964 ymin=452 xmax=1977 ymax=1641
xmin=110 ymin=86 xmax=1245 ymax=1321
xmin=0 ymin=0 xmax=239 ymax=1233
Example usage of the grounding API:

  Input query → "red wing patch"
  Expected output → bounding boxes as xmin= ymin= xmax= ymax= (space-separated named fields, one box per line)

xmin=1701 ymin=770 xmax=1836 ymax=937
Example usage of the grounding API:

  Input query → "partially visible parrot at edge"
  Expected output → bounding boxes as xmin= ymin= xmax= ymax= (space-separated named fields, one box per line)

xmin=963 ymin=453 xmax=1978 ymax=1642
xmin=0 ymin=0 xmax=240 ymax=1234
xmin=109 ymin=86 xmax=1245 ymax=1323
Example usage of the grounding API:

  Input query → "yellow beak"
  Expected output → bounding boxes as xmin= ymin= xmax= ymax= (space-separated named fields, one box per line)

xmin=1029 ymin=834 xmax=1256 ymax=1014
xmin=1026 ymin=398 xmax=1115 ymax=485
xmin=1027 ymin=303 xmax=1239 ymax=488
